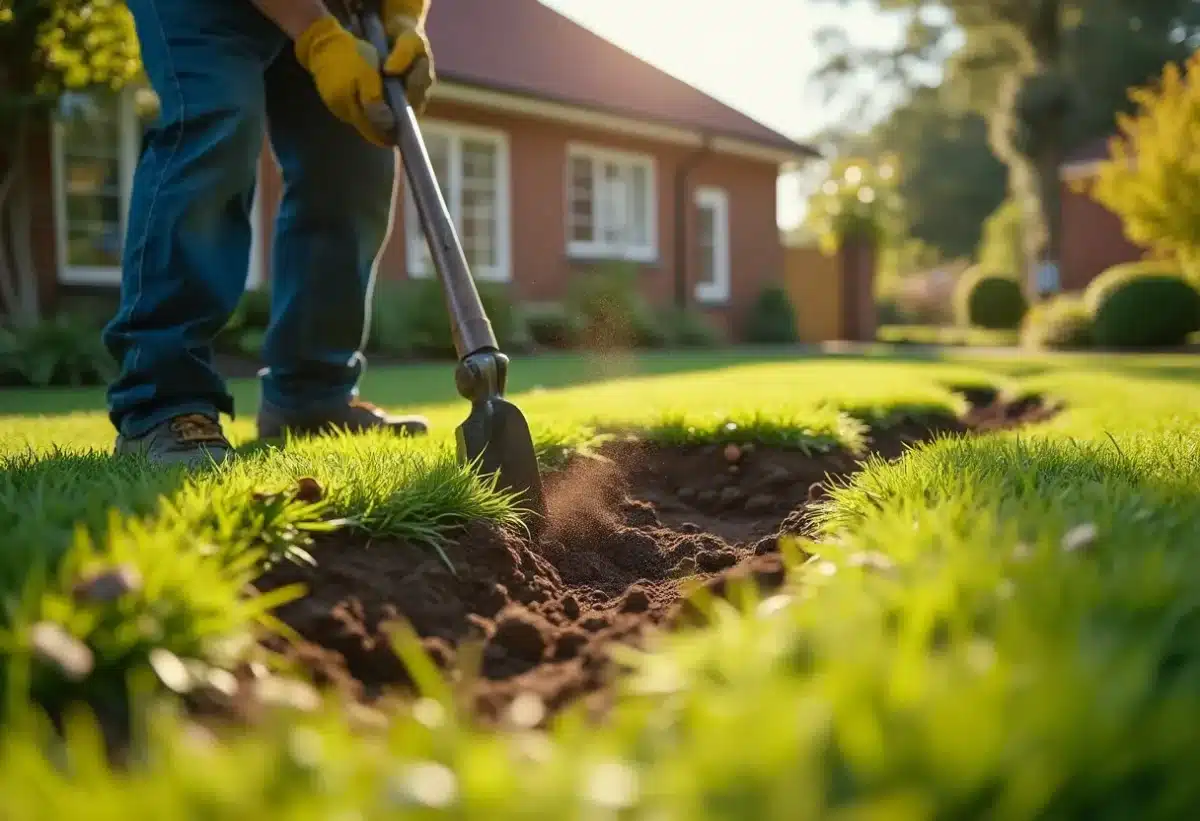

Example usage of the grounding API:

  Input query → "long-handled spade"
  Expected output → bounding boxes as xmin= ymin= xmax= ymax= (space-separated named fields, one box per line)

xmin=343 ymin=1 xmax=547 ymax=534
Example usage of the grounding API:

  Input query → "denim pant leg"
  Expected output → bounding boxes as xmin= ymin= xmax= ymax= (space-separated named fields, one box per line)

xmin=103 ymin=0 xmax=283 ymax=438
xmin=258 ymin=46 xmax=398 ymax=412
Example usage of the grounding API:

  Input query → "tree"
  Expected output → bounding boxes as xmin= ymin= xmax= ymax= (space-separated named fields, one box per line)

xmin=804 ymin=154 xmax=906 ymax=257
xmin=863 ymin=84 xmax=1007 ymax=259
xmin=1091 ymin=53 xmax=1200 ymax=278
xmin=0 ymin=0 xmax=139 ymax=325
xmin=812 ymin=0 xmax=1200 ymax=296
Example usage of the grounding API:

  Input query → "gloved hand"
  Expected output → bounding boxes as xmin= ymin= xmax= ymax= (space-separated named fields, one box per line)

xmin=381 ymin=0 xmax=436 ymax=114
xmin=294 ymin=15 xmax=396 ymax=147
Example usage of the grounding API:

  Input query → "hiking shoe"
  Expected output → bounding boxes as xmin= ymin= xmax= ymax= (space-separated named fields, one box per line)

xmin=114 ymin=413 xmax=234 ymax=469
xmin=256 ymin=397 xmax=429 ymax=440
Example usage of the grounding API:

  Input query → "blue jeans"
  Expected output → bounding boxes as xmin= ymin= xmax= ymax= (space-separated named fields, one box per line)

xmin=103 ymin=0 xmax=397 ymax=438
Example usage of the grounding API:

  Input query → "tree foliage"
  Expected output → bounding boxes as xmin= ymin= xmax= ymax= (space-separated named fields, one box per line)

xmin=804 ymin=155 xmax=906 ymax=256
xmin=812 ymin=0 xmax=1200 ymax=294
xmin=1 ymin=0 xmax=140 ymax=322
xmin=1091 ymin=53 xmax=1200 ymax=277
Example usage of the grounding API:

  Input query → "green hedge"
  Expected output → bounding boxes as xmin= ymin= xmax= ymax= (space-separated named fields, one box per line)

xmin=954 ymin=268 xmax=1028 ymax=330
xmin=1020 ymin=294 xmax=1094 ymax=350
xmin=744 ymin=285 xmax=798 ymax=344
xmin=1084 ymin=261 xmax=1200 ymax=348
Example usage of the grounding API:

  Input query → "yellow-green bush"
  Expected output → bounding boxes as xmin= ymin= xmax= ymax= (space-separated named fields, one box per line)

xmin=1092 ymin=53 xmax=1200 ymax=275
xmin=954 ymin=268 xmax=1028 ymax=330
xmin=1084 ymin=261 xmax=1200 ymax=348
xmin=1020 ymin=293 xmax=1094 ymax=350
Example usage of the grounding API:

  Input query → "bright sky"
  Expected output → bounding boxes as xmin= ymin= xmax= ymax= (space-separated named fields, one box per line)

xmin=539 ymin=0 xmax=909 ymax=230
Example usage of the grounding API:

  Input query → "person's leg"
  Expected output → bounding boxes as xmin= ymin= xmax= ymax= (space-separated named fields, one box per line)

xmin=255 ymin=44 xmax=427 ymax=439
xmin=103 ymin=0 xmax=284 ymax=464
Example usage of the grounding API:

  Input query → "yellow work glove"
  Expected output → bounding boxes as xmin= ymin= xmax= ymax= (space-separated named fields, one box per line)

xmin=294 ymin=15 xmax=395 ymax=147
xmin=381 ymin=0 xmax=435 ymax=114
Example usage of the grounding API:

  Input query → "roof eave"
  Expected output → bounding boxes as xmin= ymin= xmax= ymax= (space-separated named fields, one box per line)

xmin=433 ymin=77 xmax=819 ymax=165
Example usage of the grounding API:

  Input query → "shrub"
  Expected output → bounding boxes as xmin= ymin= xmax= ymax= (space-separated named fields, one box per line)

xmin=521 ymin=302 xmax=585 ymax=349
xmin=744 ymin=285 xmax=799 ymax=344
xmin=1084 ymin=261 xmax=1200 ymax=348
xmin=383 ymin=278 xmax=523 ymax=359
xmin=1020 ymin=294 xmax=1094 ymax=350
xmin=954 ymin=268 xmax=1027 ymax=329
xmin=659 ymin=307 xmax=724 ymax=348
xmin=566 ymin=261 xmax=653 ymax=350
xmin=0 ymin=314 xmax=114 ymax=388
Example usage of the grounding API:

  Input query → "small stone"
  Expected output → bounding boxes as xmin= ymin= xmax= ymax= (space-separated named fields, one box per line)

xmin=697 ymin=550 xmax=738 ymax=572
xmin=72 ymin=565 xmax=142 ymax=604
xmin=553 ymin=629 xmax=589 ymax=660
xmin=671 ymin=557 xmax=697 ymax=578
xmin=744 ymin=494 xmax=775 ymax=514
xmin=620 ymin=587 xmax=651 ymax=614
xmin=561 ymin=595 xmax=581 ymax=621
xmin=295 ymin=476 xmax=323 ymax=503
xmin=753 ymin=536 xmax=778 ymax=555
xmin=30 ymin=622 xmax=93 ymax=681
xmin=1062 ymin=523 xmax=1098 ymax=553
xmin=149 ymin=648 xmax=194 ymax=693
xmin=764 ymin=466 xmax=792 ymax=485
xmin=719 ymin=486 xmax=744 ymax=507
xmin=677 ymin=522 xmax=703 ymax=534
xmin=723 ymin=444 xmax=742 ymax=463
xmin=580 ymin=614 xmax=609 ymax=632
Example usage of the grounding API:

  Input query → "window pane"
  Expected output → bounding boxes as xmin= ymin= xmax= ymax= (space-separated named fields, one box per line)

xmin=58 ymin=91 xmax=124 ymax=268
xmin=600 ymin=162 xmax=628 ymax=246
xmin=629 ymin=164 xmax=649 ymax=247
xmin=67 ymin=223 xmax=122 ymax=267
xmin=568 ymin=155 xmax=594 ymax=242
xmin=408 ymin=132 xmax=453 ymax=274
xmin=695 ymin=203 xmax=716 ymax=287
xmin=460 ymin=138 xmax=497 ymax=269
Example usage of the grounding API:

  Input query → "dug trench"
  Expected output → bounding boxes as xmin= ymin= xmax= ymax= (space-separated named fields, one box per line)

xmin=249 ymin=390 xmax=1059 ymax=725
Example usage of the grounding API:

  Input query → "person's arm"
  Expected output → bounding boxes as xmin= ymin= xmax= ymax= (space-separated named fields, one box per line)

xmin=249 ymin=0 xmax=332 ymax=40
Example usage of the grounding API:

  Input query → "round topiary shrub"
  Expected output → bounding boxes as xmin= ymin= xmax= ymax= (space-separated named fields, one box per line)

xmin=1020 ymin=294 xmax=1093 ymax=350
xmin=954 ymin=268 xmax=1028 ymax=330
xmin=745 ymin=285 xmax=799 ymax=344
xmin=1084 ymin=261 xmax=1200 ymax=348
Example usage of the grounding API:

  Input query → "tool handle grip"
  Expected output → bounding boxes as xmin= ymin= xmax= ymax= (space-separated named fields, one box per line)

xmin=359 ymin=10 xmax=497 ymax=359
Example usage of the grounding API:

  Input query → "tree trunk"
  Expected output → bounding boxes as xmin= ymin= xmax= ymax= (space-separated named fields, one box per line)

xmin=0 ymin=114 xmax=39 ymax=326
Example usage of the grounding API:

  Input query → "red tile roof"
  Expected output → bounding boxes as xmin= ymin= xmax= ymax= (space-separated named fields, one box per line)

xmin=425 ymin=0 xmax=817 ymax=157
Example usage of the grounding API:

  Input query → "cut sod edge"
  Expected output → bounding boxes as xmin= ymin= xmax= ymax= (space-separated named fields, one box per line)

xmin=238 ymin=390 xmax=1059 ymax=728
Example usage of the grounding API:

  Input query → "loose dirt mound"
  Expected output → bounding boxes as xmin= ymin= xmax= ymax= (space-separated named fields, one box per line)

xmin=252 ymin=395 xmax=1057 ymax=724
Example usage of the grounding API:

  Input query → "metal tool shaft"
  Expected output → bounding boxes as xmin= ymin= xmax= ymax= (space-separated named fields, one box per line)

xmin=358 ymin=12 xmax=497 ymax=359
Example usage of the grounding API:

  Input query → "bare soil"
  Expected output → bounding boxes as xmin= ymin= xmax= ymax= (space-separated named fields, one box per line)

xmin=250 ymin=392 xmax=1057 ymax=725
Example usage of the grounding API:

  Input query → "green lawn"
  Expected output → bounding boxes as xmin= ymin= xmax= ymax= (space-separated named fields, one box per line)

xmin=2 ymin=348 xmax=1200 ymax=818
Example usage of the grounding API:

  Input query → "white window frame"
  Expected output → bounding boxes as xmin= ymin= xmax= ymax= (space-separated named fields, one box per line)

xmin=565 ymin=142 xmax=657 ymax=263
xmin=404 ymin=119 xmax=511 ymax=283
xmin=693 ymin=185 xmax=731 ymax=304
xmin=52 ymin=87 xmax=264 ymax=289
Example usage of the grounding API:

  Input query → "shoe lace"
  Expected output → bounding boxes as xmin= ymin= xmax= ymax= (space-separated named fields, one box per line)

xmin=169 ymin=414 xmax=228 ymax=445
xmin=349 ymin=398 xmax=383 ymax=415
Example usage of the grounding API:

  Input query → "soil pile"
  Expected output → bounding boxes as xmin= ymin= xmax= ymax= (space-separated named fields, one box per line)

xmin=253 ymin=394 xmax=1058 ymax=724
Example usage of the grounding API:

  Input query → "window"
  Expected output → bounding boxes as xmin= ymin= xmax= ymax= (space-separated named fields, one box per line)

xmin=405 ymin=121 xmax=510 ymax=282
xmin=566 ymin=144 xmax=655 ymax=261
xmin=693 ymin=186 xmax=730 ymax=303
xmin=53 ymin=86 xmax=264 ymax=287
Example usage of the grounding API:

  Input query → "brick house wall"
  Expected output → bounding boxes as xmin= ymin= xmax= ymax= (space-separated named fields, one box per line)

xmin=253 ymin=98 xmax=785 ymax=340
xmin=1059 ymin=176 xmax=1147 ymax=291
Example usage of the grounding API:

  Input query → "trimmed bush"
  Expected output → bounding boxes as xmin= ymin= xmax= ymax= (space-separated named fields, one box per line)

xmin=0 ymin=314 xmax=114 ymax=388
xmin=744 ymin=285 xmax=799 ymax=344
xmin=659 ymin=307 xmax=725 ymax=348
xmin=521 ymin=302 xmax=585 ymax=349
xmin=566 ymin=261 xmax=654 ymax=350
xmin=399 ymin=277 xmax=523 ymax=358
xmin=954 ymin=268 xmax=1027 ymax=330
xmin=1020 ymin=294 xmax=1094 ymax=350
xmin=1084 ymin=261 xmax=1200 ymax=348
